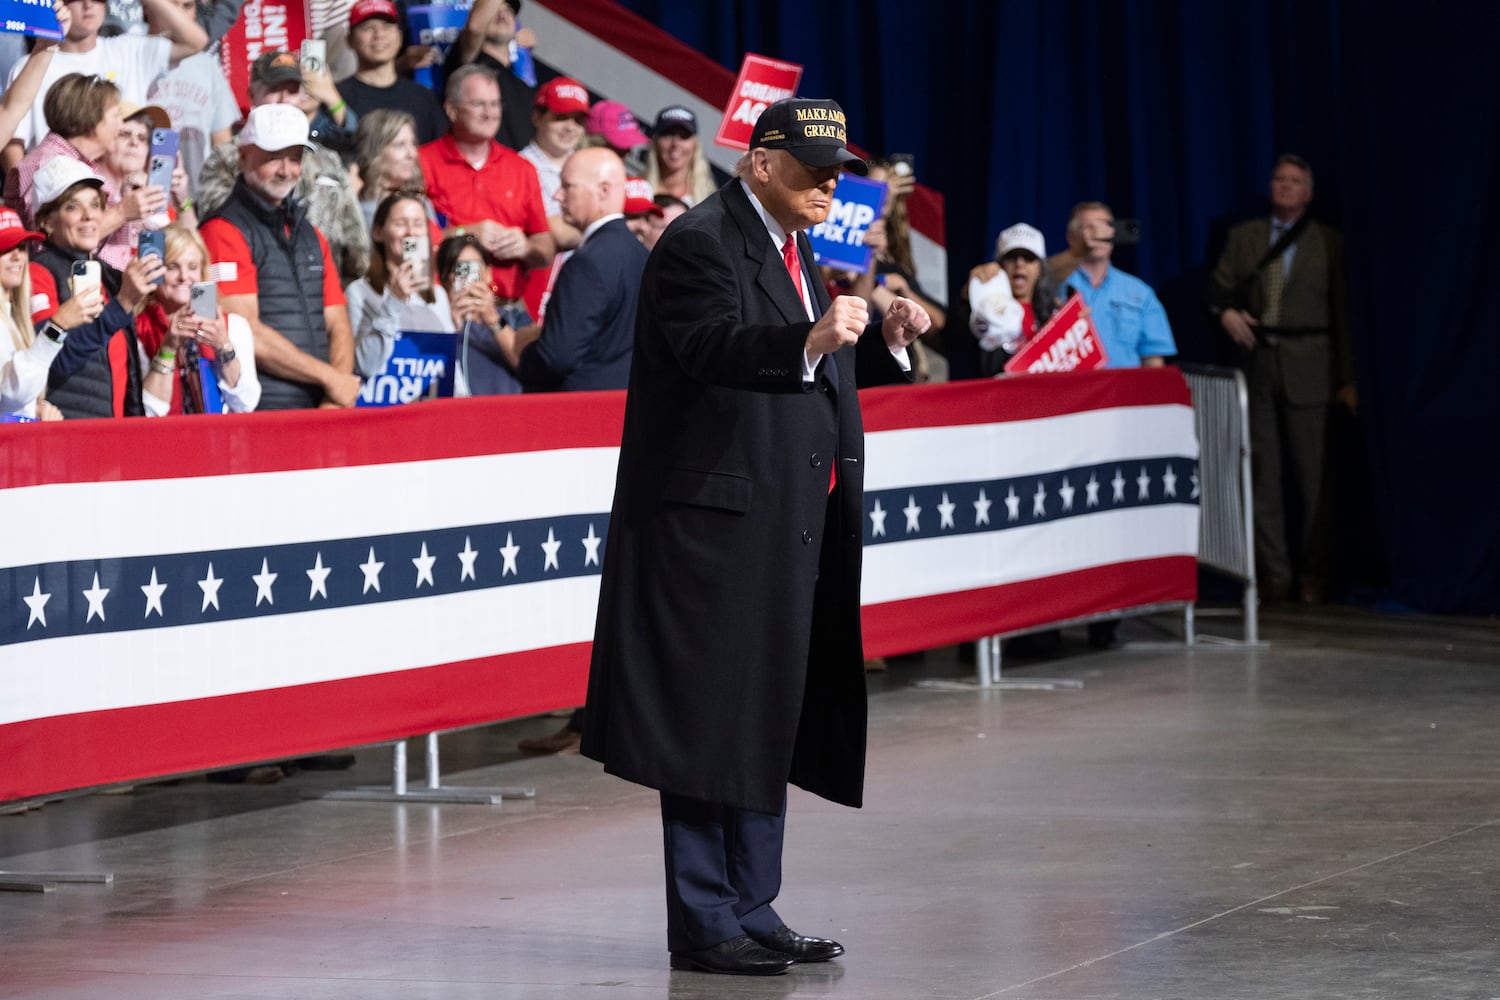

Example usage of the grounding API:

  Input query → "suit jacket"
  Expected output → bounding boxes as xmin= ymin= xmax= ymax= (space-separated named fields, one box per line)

xmin=1209 ymin=217 xmax=1353 ymax=403
xmin=581 ymin=179 xmax=911 ymax=815
xmin=518 ymin=217 xmax=647 ymax=392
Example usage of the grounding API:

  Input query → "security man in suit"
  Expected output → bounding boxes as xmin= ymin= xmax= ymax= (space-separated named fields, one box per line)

xmin=1209 ymin=154 xmax=1352 ymax=604
xmin=581 ymin=98 xmax=929 ymax=976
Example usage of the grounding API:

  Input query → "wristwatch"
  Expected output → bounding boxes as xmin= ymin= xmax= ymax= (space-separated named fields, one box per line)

xmin=216 ymin=344 xmax=238 ymax=365
xmin=42 ymin=321 xmax=67 ymax=344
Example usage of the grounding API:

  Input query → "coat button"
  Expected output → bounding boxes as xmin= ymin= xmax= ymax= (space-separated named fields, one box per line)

xmin=802 ymin=530 xmax=813 ymax=544
xmin=809 ymin=453 xmax=822 ymax=468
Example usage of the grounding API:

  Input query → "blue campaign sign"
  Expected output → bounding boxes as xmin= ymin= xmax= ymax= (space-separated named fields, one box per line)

xmin=357 ymin=330 xmax=459 ymax=407
xmin=406 ymin=2 xmax=472 ymax=91
xmin=807 ymin=174 xmax=888 ymax=274
xmin=0 ymin=0 xmax=63 ymax=40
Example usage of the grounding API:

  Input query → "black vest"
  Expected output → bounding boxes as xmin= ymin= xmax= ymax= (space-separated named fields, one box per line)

xmin=206 ymin=179 xmax=330 ymax=409
xmin=36 ymin=244 xmax=142 ymax=420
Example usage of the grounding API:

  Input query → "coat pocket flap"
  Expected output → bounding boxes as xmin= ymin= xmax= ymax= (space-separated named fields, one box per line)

xmin=662 ymin=468 xmax=753 ymax=513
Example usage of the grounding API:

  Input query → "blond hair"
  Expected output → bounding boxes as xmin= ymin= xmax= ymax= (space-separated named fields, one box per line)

xmin=1 ymin=248 xmax=35 ymax=352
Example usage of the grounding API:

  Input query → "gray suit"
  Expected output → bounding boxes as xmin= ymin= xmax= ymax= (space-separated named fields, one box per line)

xmin=1209 ymin=216 xmax=1351 ymax=588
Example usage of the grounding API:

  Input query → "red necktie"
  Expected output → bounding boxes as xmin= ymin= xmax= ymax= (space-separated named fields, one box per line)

xmin=782 ymin=235 xmax=804 ymax=305
xmin=785 ymin=234 xmax=836 ymax=494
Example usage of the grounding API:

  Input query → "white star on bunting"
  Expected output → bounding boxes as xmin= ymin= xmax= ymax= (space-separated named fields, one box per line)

xmin=903 ymin=494 xmax=922 ymax=533
xmin=199 ymin=562 xmax=223 ymax=612
xmin=1004 ymin=486 xmax=1020 ymax=522
xmin=541 ymin=528 xmax=562 ymax=571
xmin=252 ymin=559 xmax=277 ymax=607
xmin=869 ymin=499 xmax=887 ymax=537
xmin=413 ymin=543 xmax=436 ymax=588
xmin=937 ymin=492 xmax=956 ymax=529
xmin=24 ymin=577 xmax=49 ymax=629
xmin=1086 ymin=473 xmax=1101 ymax=507
xmin=1191 ymin=468 xmax=1201 ymax=500
xmin=582 ymin=524 xmax=602 ymax=566
xmin=458 ymin=536 xmax=479 ymax=581
xmin=1059 ymin=477 xmax=1075 ymax=511
xmin=500 ymin=532 xmax=520 ymax=576
xmin=83 ymin=571 xmax=110 ymax=622
xmin=360 ymin=547 xmax=384 ymax=594
xmin=141 ymin=567 xmax=167 ymax=618
xmin=1162 ymin=464 xmax=1177 ymax=498
xmin=1032 ymin=481 xmax=1047 ymax=517
xmin=1136 ymin=466 xmax=1152 ymax=500
xmin=307 ymin=552 xmax=331 ymax=600
xmin=1111 ymin=468 xmax=1126 ymax=503
xmin=973 ymin=488 xmax=992 ymax=525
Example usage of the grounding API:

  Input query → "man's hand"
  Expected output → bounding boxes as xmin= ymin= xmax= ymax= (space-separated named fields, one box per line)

xmin=470 ymin=221 xmax=528 ymax=261
xmin=806 ymin=294 xmax=867 ymax=357
xmin=1220 ymin=307 xmax=1258 ymax=350
xmin=321 ymin=370 xmax=362 ymax=408
xmin=882 ymin=295 xmax=931 ymax=350
xmin=967 ymin=261 xmax=1001 ymax=289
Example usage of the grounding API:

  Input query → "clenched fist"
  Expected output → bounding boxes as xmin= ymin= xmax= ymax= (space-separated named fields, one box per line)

xmin=806 ymin=294 xmax=868 ymax=358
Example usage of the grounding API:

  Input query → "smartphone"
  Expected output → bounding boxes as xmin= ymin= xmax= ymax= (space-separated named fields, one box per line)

xmin=453 ymin=259 xmax=480 ymax=291
xmin=1111 ymin=218 xmax=1142 ymax=245
xmin=69 ymin=259 xmax=101 ymax=297
xmin=190 ymin=281 xmax=217 ymax=320
xmin=147 ymin=129 xmax=178 ymax=194
xmin=138 ymin=229 xmax=165 ymax=284
xmin=888 ymin=153 xmax=915 ymax=177
xmin=300 ymin=39 xmax=326 ymax=77
xmin=401 ymin=234 xmax=430 ymax=290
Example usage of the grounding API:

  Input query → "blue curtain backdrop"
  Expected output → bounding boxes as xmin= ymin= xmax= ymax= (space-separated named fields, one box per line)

xmin=612 ymin=0 xmax=1500 ymax=615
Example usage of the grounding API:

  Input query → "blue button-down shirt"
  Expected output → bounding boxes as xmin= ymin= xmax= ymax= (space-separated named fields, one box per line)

xmin=1062 ymin=266 xmax=1176 ymax=368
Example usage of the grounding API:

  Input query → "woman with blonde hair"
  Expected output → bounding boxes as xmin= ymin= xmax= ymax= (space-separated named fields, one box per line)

xmin=353 ymin=108 xmax=426 ymax=229
xmin=0 ymin=208 xmax=64 ymax=421
xmin=135 ymin=223 xmax=260 ymax=415
xmin=642 ymin=105 xmax=715 ymax=206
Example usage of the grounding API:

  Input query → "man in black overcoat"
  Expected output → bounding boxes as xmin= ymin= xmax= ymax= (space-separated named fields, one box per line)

xmin=581 ymin=98 xmax=930 ymax=976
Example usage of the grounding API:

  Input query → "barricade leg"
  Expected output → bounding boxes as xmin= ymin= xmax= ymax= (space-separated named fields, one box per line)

xmin=0 ymin=870 xmax=113 ymax=893
xmin=310 ymin=732 xmax=536 ymax=806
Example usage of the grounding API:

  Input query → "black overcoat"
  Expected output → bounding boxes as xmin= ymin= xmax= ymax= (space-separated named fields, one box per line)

xmin=580 ymin=179 xmax=910 ymax=815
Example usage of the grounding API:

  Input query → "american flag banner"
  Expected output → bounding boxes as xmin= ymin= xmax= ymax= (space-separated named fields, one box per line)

xmin=1 ymin=370 xmax=1197 ymax=803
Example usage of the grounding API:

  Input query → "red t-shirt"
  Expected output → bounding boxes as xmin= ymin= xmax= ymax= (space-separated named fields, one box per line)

xmin=198 ymin=218 xmax=346 ymax=308
xmin=418 ymin=134 xmax=549 ymax=300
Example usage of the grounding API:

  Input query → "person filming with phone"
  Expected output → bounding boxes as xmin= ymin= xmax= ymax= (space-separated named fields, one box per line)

xmin=135 ymin=223 xmax=260 ymax=415
xmin=27 ymin=159 xmax=165 ymax=419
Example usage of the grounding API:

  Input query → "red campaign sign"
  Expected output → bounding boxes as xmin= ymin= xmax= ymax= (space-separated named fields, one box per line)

xmin=220 ymin=0 xmax=314 ymax=117
xmin=713 ymin=53 xmax=803 ymax=150
xmin=1003 ymin=296 xmax=1109 ymax=375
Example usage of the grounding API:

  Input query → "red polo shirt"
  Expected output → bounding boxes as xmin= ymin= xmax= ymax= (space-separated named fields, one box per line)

xmin=419 ymin=133 xmax=549 ymax=299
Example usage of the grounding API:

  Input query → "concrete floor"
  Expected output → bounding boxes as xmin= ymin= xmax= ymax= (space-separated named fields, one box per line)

xmin=2 ymin=606 xmax=1497 ymax=999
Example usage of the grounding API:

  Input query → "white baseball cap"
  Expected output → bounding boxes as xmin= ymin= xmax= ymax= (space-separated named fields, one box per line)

xmin=30 ymin=158 xmax=106 ymax=218
xmin=237 ymin=104 xmax=314 ymax=152
xmin=996 ymin=222 xmax=1046 ymax=261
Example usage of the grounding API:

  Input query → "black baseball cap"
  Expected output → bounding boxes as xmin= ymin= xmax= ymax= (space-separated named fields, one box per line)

xmin=748 ymin=98 xmax=867 ymax=175
xmin=652 ymin=105 xmax=697 ymax=136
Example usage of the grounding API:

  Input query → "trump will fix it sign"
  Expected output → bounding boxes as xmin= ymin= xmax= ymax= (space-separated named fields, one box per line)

xmin=714 ymin=54 xmax=803 ymax=150
xmin=1004 ymin=296 xmax=1109 ymax=375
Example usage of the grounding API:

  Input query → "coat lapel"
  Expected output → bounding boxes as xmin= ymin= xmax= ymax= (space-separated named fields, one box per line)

xmin=723 ymin=180 xmax=811 ymax=326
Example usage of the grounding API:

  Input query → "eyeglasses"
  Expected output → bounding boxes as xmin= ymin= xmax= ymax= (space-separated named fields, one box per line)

xmin=456 ymin=100 xmax=501 ymax=111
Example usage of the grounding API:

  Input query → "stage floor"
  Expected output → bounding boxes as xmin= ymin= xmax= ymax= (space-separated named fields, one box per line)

xmin=3 ymin=606 xmax=1497 ymax=999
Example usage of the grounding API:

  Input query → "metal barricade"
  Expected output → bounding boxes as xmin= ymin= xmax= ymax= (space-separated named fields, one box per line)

xmin=1181 ymin=364 xmax=1259 ymax=644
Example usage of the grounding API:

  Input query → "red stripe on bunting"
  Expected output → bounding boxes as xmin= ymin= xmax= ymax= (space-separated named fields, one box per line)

xmin=537 ymin=0 xmax=945 ymax=243
xmin=0 ymin=643 xmax=590 ymax=803
xmin=861 ymin=556 xmax=1199 ymax=658
xmin=861 ymin=366 xmax=1193 ymax=433
xmin=0 ymin=391 xmax=628 ymax=489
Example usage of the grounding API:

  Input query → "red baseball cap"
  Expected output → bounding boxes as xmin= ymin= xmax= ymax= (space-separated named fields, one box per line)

xmin=350 ymin=0 xmax=399 ymax=27
xmin=0 ymin=207 xmax=43 ymax=254
xmin=535 ymin=77 xmax=590 ymax=116
xmin=623 ymin=177 xmax=663 ymax=218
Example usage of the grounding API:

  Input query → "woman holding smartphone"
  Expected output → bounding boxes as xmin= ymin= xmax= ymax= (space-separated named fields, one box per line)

xmin=348 ymin=192 xmax=454 ymax=382
xmin=437 ymin=233 xmax=520 ymax=396
xmin=27 ymin=159 xmax=163 ymax=419
xmin=135 ymin=223 xmax=260 ymax=415
xmin=0 ymin=208 xmax=64 ymax=421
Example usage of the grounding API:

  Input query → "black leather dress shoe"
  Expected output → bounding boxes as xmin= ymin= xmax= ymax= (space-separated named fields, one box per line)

xmin=669 ymin=935 xmax=793 ymax=975
xmin=751 ymin=925 xmax=846 ymax=963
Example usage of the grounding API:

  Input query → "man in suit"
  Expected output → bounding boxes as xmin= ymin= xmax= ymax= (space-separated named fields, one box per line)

xmin=495 ymin=146 xmax=647 ymax=392
xmin=1209 ymin=154 xmax=1352 ymax=604
xmin=581 ymin=98 xmax=929 ymax=976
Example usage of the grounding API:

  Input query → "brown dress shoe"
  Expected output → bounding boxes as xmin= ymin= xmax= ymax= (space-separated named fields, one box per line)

xmin=517 ymin=724 xmax=582 ymax=754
